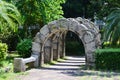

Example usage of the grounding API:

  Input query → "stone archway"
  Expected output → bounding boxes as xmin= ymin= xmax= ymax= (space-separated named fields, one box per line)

xmin=32 ymin=17 xmax=101 ymax=67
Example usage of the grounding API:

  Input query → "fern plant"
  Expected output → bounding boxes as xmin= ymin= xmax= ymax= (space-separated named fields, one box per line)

xmin=0 ymin=0 xmax=21 ymax=32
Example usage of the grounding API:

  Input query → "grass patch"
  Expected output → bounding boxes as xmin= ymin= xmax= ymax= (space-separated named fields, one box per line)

xmin=62 ymin=57 xmax=68 ymax=60
xmin=57 ymin=58 xmax=65 ymax=62
xmin=0 ymin=52 xmax=23 ymax=80
xmin=43 ymin=60 xmax=58 ymax=67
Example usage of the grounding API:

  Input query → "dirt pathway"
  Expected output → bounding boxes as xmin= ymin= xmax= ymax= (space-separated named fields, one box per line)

xmin=18 ymin=56 xmax=120 ymax=80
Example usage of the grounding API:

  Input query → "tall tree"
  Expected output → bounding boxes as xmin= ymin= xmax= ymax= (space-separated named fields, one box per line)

xmin=10 ymin=0 xmax=65 ymax=26
xmin=39 ymin=0 xmax=65 ymax=24
xmin=90 ymin=0 xmax=120 ymax=20
xmin=62 ymin=0 xmax=95 ymax=19
xmin=9 ymin=0 xmax=65 ymax=37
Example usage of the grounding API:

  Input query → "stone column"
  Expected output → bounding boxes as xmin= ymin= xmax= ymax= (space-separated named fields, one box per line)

xmin=59 ymin=38 xmax=63 ymax=58
xmin=40 ymin=43 xmax=44 ymax=67
xmin=59 ymin=33 xmax=66 ymax=59
xmin=60 ymin=33 xmax=66 ymax=58
xmin=44 ymin=38 xmax=53 ymax=63
xmin=81 ymin=31 xmax=96 ymax=68
xmin=53 ymin=38 xmax=59 ymax=60
xmin=40 ymin=52 xmax=44 ymax=67
xmin=85 ymin=42 xmax=96 ymax=67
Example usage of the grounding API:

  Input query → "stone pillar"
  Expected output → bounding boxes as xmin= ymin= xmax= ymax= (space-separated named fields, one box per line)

xmin=59 ymin=34 xmax=65 ymax=59
xmin=59 ymin=38 xmax=63 ymax=58
xmin=57 ymin=37 xmax=61 ymax=59
xmin=50 ymin=39 xmax=53 ymax=62
xmin=32 ymin=42 xmax=41 ymax=67
xmin=44 ymin=39 xmax=53 ymax=63
xmin=82 ymin=32 xmax=96 ymax=68
xmin=40 ymin=51 xmax=44 ymax=67
xmin=61 ymin=33 xmax=66 ymax=58
xmin=40 ymin=42 xmax=44 ymax=67
xmin=53 ymin=39 xmax=59 ymax=60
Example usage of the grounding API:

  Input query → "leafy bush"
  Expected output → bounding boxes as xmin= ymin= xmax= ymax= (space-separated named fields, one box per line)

xmin=16 ymin=39 xmax=32 ymax=58
xmin=0 ymin=43 xmax=8 ymax=61
xmin=95 ymin=48 xmax=120 ymax=70
xmin=0 ymin=33 xmax=19 ymax=51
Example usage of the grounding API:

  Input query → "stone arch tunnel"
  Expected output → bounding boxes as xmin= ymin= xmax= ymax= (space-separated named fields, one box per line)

xmin=14 ymin=17 xmax=101 ymax=72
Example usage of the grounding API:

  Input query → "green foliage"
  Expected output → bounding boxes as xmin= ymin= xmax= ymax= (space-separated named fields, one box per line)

xmin=66 ymin=41 xmax=85 ymax=56
xmin=90 ymin=0 xmax=120 ymax=19
xmin=0 ymin=43 xmax=8 ymax=61
xmin=0 ymin=0 xmax=21 ymax=50
xmin=16 ymin=39 xmax=32 ymax=58
xmin=0 ymin=53 xmax=24 ymax=80
xmin=9 ymin=0 xmax=65 ymax=38
xmin=39 ymin=0 xmax=65 ymax=24
xmin=65 ymin=31 xmax=85 ymax=56
xmin=12 ymin=0 xmax=65 ymax=26
xmin=0 ymin=33 xmax=19 ymax=51
xmin=95 ymin=48 xmax=120 ymax=70
xmin=0 ymin=0 xmax=21 ymax=32
xmin=62 ymin=0 xmax=94 ymax=18
xmin=11 ymin=0 xmax=42 ymax=26
xmin=103 ymin=8 xmax=120 ymax=46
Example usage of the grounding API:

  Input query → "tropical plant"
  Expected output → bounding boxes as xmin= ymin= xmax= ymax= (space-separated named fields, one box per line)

xmin=0 ymin=0 xmax=21 ymax=32
xmin=0 ymin=0 xmax=21 ymax=50
xmin=103 ymin=8 xmax=120 ymax=46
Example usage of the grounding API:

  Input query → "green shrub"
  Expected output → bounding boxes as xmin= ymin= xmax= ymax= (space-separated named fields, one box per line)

xmin=95 ymin=48 xmax=120 ymax=70
xmin=16 ymin=39 xmax=32 ymax=58
xmin=0 ymin=43 xmax=8 ymax=61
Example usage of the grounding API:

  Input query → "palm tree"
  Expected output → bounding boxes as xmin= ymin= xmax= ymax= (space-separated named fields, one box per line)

xmin=0 ymin=0 xmax=21 ymax=32
xmin=103 ymin=8 xmax=120 ymax=46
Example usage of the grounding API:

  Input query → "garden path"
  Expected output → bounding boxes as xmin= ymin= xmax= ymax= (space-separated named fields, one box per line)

xmin=18 ymin=56 xmax=120 ymax=80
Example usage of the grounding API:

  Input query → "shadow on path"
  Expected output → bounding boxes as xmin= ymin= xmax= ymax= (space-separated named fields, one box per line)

xmin=19 ymin=56 xmax=120 ymax=80
xmin=41 ymin=56 xmax=120 ymax=78
xmin=41 ymin=56 xmax=86 ymax=71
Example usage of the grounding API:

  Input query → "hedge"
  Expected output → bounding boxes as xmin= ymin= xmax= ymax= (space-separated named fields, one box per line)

xmin=95 ymin=48 xmax=120 ymax=70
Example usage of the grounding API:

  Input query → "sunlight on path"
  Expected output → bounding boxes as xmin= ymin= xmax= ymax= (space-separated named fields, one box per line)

xmin=18 ymin=56 xmax=120 ymax=80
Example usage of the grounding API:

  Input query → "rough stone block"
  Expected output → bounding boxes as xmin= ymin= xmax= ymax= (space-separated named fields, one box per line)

xmin=32 ymin=42 xmax=41 ymax=52
xmin=14 ymin=58 xmax=25 ymax=72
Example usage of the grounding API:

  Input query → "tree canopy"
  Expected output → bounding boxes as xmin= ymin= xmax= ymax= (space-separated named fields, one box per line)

xmin=62 ymin=0 xmax=120 ymax=20
xmin=10 ymin=0 xmax=65 ymax=27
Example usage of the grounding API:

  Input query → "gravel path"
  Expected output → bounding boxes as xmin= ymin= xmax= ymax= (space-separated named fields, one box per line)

xmin=18 ymin=56 xmax=120 ymax=80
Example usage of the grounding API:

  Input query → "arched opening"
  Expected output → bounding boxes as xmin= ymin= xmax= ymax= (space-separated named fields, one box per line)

xmin=31 ymin=18 xmax=100 ymax=68
xmin=65 ymin=31 xmax=85 ymax=56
